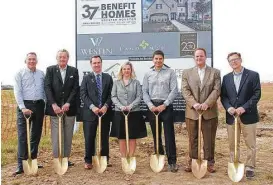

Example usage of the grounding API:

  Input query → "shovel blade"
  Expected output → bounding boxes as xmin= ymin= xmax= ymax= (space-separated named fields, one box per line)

xmin=150 ymin=154 xmax=165 ymax=173
xmin=228 ymin=162 xmax=245 ymax=182
xmin=192 ymin=159 xmax=207 ymax=179
xmin=121 ymin=157 xmax=136 ymax=174
xmin=22 ymin=159 xmax=38 ymax=175
xmin=53 ymin=157 xmax=68 ymax=175
xmin=92 ymin=156 xmax=107 ymax=173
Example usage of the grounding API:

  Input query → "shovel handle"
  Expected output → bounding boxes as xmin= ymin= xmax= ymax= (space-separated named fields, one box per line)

xmin=57 ymin=112 xmax=65 ymax=118
xmin=123 ymin=112 xmax=130 ymax=157
xmin=196 ymin=110 xmax=203 ymax=161
xmin=58 ymin=113 xmax=64 ymax=158
xmin=97 ymin=114 xmax=103 ymax=156
xmin=233 ymin=114 xmax=239 ymax=163
xmin=24 ymin=113 xmax=32 ymax=160
xmin=122 ymin=110 xmax=130 ymax=117
xmin=153 ymin=112 xmax=160 ymax=155
xmin=152 ymin=111 xmax=160 ymax=116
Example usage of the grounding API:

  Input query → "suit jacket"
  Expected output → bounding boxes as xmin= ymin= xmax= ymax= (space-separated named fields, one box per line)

xmin=45 ymin=65 xmax=79 ymax=116
xmin=80 ymin=72 xmax=113 ymax=122
xmin=182 ymin=66 xmax=221 ymax=120
xmin=221 ymin=68 xmax=261 ymax=124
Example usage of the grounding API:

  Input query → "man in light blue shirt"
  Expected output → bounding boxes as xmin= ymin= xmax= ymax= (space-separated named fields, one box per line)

xmin=13 ymin=52 xmax=45 ymax=176
xmin=142 ymin=50 xmax=178 ymax=172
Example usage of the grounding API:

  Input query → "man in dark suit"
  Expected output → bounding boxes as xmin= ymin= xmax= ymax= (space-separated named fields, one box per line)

xmin=45 ymin=49 xmax=79 ymax=167
xmin=80 ymin=55 xmax=113 ymax=170
xmin=221 ymin=52 xmax=261 ymax=179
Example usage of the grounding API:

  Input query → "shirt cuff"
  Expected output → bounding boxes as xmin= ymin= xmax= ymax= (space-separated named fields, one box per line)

xmin=89 ymin=104 xmax=95 ymax=110
xmin=163 ymin=100 xmax=170 ymax=107
xmin=147 ymin=102 xmax=154 ymax=109
xmin=227 ymin=107 xmax=233 ymax=112
xmin=104 ymin=103 xmax=109 ymax=108
xmin=19 ymin=104 xmax=26 ymax=110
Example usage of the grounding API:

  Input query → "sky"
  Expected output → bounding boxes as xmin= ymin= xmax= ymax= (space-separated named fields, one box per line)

xmin=0 ymin=0 xmax=272 ymax=85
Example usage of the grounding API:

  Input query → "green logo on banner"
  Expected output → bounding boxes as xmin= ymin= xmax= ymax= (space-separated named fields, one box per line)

xmin=139 ymin=40 xmax=149 ymax=49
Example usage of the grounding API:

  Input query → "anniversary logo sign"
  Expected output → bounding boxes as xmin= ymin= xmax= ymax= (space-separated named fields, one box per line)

xmin=77 ymin=0 xmax=142 ymax=34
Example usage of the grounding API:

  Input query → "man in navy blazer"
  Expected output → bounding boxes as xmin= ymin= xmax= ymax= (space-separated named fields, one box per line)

xmin=45 ymin=49 xmax=79 ymax=167
xmin=221 ymin=52 xmax=261 ymax=179
xmin=80 ymin=55 xmax=113 ymax=170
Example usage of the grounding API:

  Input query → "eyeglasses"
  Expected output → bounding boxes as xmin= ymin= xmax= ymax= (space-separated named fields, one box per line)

xmin=228 ymin=58 xmax=241 ymax=63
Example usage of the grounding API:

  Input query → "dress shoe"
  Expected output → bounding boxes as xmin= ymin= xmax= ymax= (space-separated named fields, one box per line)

xmin=68 ymin=161 xmax=74 ymax=167
xmin=84 ymin=163 xmax=93 ymax=170
xmin=107 ymin=163 xmax=113 ymax=167
xmin=168 ymin=164 xmax=178 ymax=173
xmin=38 ymin=164 xmax=43 ymax=169
xmin=246 ymin=170 xmax=255 ymax=179
xmin=184 ymin=165 xmax=192 ymax=172
xmin=12 ymin=168 xmax=24 ymax=176
xmin=207 ymin=165 xmax=216 ymax=173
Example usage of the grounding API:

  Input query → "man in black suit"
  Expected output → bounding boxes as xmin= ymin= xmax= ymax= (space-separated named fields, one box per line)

xmin=45 ymin=49 xmax=79 ymax=167
xmin=80 ymin=55 xmax=113 ymax=170
xmin=221 ymin=52 xmax=261 ymax=179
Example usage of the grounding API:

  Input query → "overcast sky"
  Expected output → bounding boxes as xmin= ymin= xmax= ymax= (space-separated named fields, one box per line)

xmin=0 ymin=0 xmax=272 ymax=85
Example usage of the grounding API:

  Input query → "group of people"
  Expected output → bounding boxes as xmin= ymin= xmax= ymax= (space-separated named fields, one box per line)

xmin=13 ymin=48 xmax=261 ymax=179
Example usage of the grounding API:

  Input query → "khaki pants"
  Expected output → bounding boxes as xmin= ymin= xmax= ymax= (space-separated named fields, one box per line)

xmin=227 ymin=118 xmax=257 ymax=171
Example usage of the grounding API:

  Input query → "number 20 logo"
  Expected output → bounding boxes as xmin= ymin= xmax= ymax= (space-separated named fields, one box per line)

xmin=82 ymin=5 xmax=99 ymax=20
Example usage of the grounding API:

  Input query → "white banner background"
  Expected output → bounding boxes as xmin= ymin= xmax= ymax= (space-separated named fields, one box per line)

xmin=77 ymin=0 xmax=142 ymax=34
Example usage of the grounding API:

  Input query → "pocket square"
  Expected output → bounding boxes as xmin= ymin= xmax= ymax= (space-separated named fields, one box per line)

xmin=70 ymin=76 xmax=74 ymax=78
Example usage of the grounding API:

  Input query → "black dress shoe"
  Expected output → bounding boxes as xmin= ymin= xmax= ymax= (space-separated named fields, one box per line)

xmin=12 ymin=169 xmax=24 ymax=176
xmin=68 ymin=161 xmax=74 ymax=167
xmin=107 ymin=163 xmax=112 ymax=167
xmin=246 ymin=170 xmax=255 ymax=179
xmin=168 ymin=164 xmax=178 ymax=173
xmin=38 ymin=164 xmax=43 ymax=169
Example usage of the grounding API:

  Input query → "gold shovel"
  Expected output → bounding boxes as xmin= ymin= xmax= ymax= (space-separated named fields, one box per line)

xmin=53 ymin=112 xmax=68 ymax=175
xmin=121 ymin=110 xmax=136 ymax=174
xmin=150 ymin=111 xmax=165 ymax=173
xmin=92 ymin=113 xmax=107 ymax=173
xmin=22 ymin=113 xmax=38 ymax=175
xmin=192 ymin=110 xmax=207 ymax=179
xmin=228 ymin=114 xmax=244 ymax=182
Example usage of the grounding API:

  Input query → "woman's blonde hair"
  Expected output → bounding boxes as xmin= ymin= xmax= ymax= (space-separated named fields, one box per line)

xmin=117 ymin=61 xmax=136 ymax=80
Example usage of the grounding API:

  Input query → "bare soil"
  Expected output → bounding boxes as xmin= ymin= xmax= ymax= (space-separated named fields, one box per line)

xmin=2 ymin=123 xmax=273 ymax=185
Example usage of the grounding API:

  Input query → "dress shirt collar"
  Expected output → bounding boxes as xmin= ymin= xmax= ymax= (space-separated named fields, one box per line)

xmin=233 ymin=67 xmax=244 ymax=76
xmin=58 ymin=65 xmax=67 ymax=71
xmin=93 ymin=71 xmax=102 ymax=76
xmin=25 ymin=67 xmax=36 ymax=72
xmin=196 ymin=65 xmax=206 ymax=71
xmin=152 ymin=65 xmax=168 ymax=71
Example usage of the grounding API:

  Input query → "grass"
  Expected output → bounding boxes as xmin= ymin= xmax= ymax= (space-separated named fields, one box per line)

xmin=1 ymin=138 xmax=17 ymax=166
xmin=1 ymin=135 xmax=52 ymax=166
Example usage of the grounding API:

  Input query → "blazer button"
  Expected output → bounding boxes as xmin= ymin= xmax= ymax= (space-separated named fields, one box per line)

xmin=62 ymin=92 xmax=64 ymax=94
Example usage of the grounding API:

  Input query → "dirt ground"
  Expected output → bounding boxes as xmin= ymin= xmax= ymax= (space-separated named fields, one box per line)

xmin=1 ymin=122 xmax=273 ymax=185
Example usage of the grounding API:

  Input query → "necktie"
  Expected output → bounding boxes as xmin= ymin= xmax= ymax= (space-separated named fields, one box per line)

xmin=96 ymin=74 xmax=102 ymax=107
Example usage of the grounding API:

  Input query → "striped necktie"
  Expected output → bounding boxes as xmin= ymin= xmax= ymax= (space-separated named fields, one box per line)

xmin=96 ymin=74 xmax=102 ymax=107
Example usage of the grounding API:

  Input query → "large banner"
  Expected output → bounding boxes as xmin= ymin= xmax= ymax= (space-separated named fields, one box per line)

xmin=76 ymin=0 xmax=213 ymax=122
